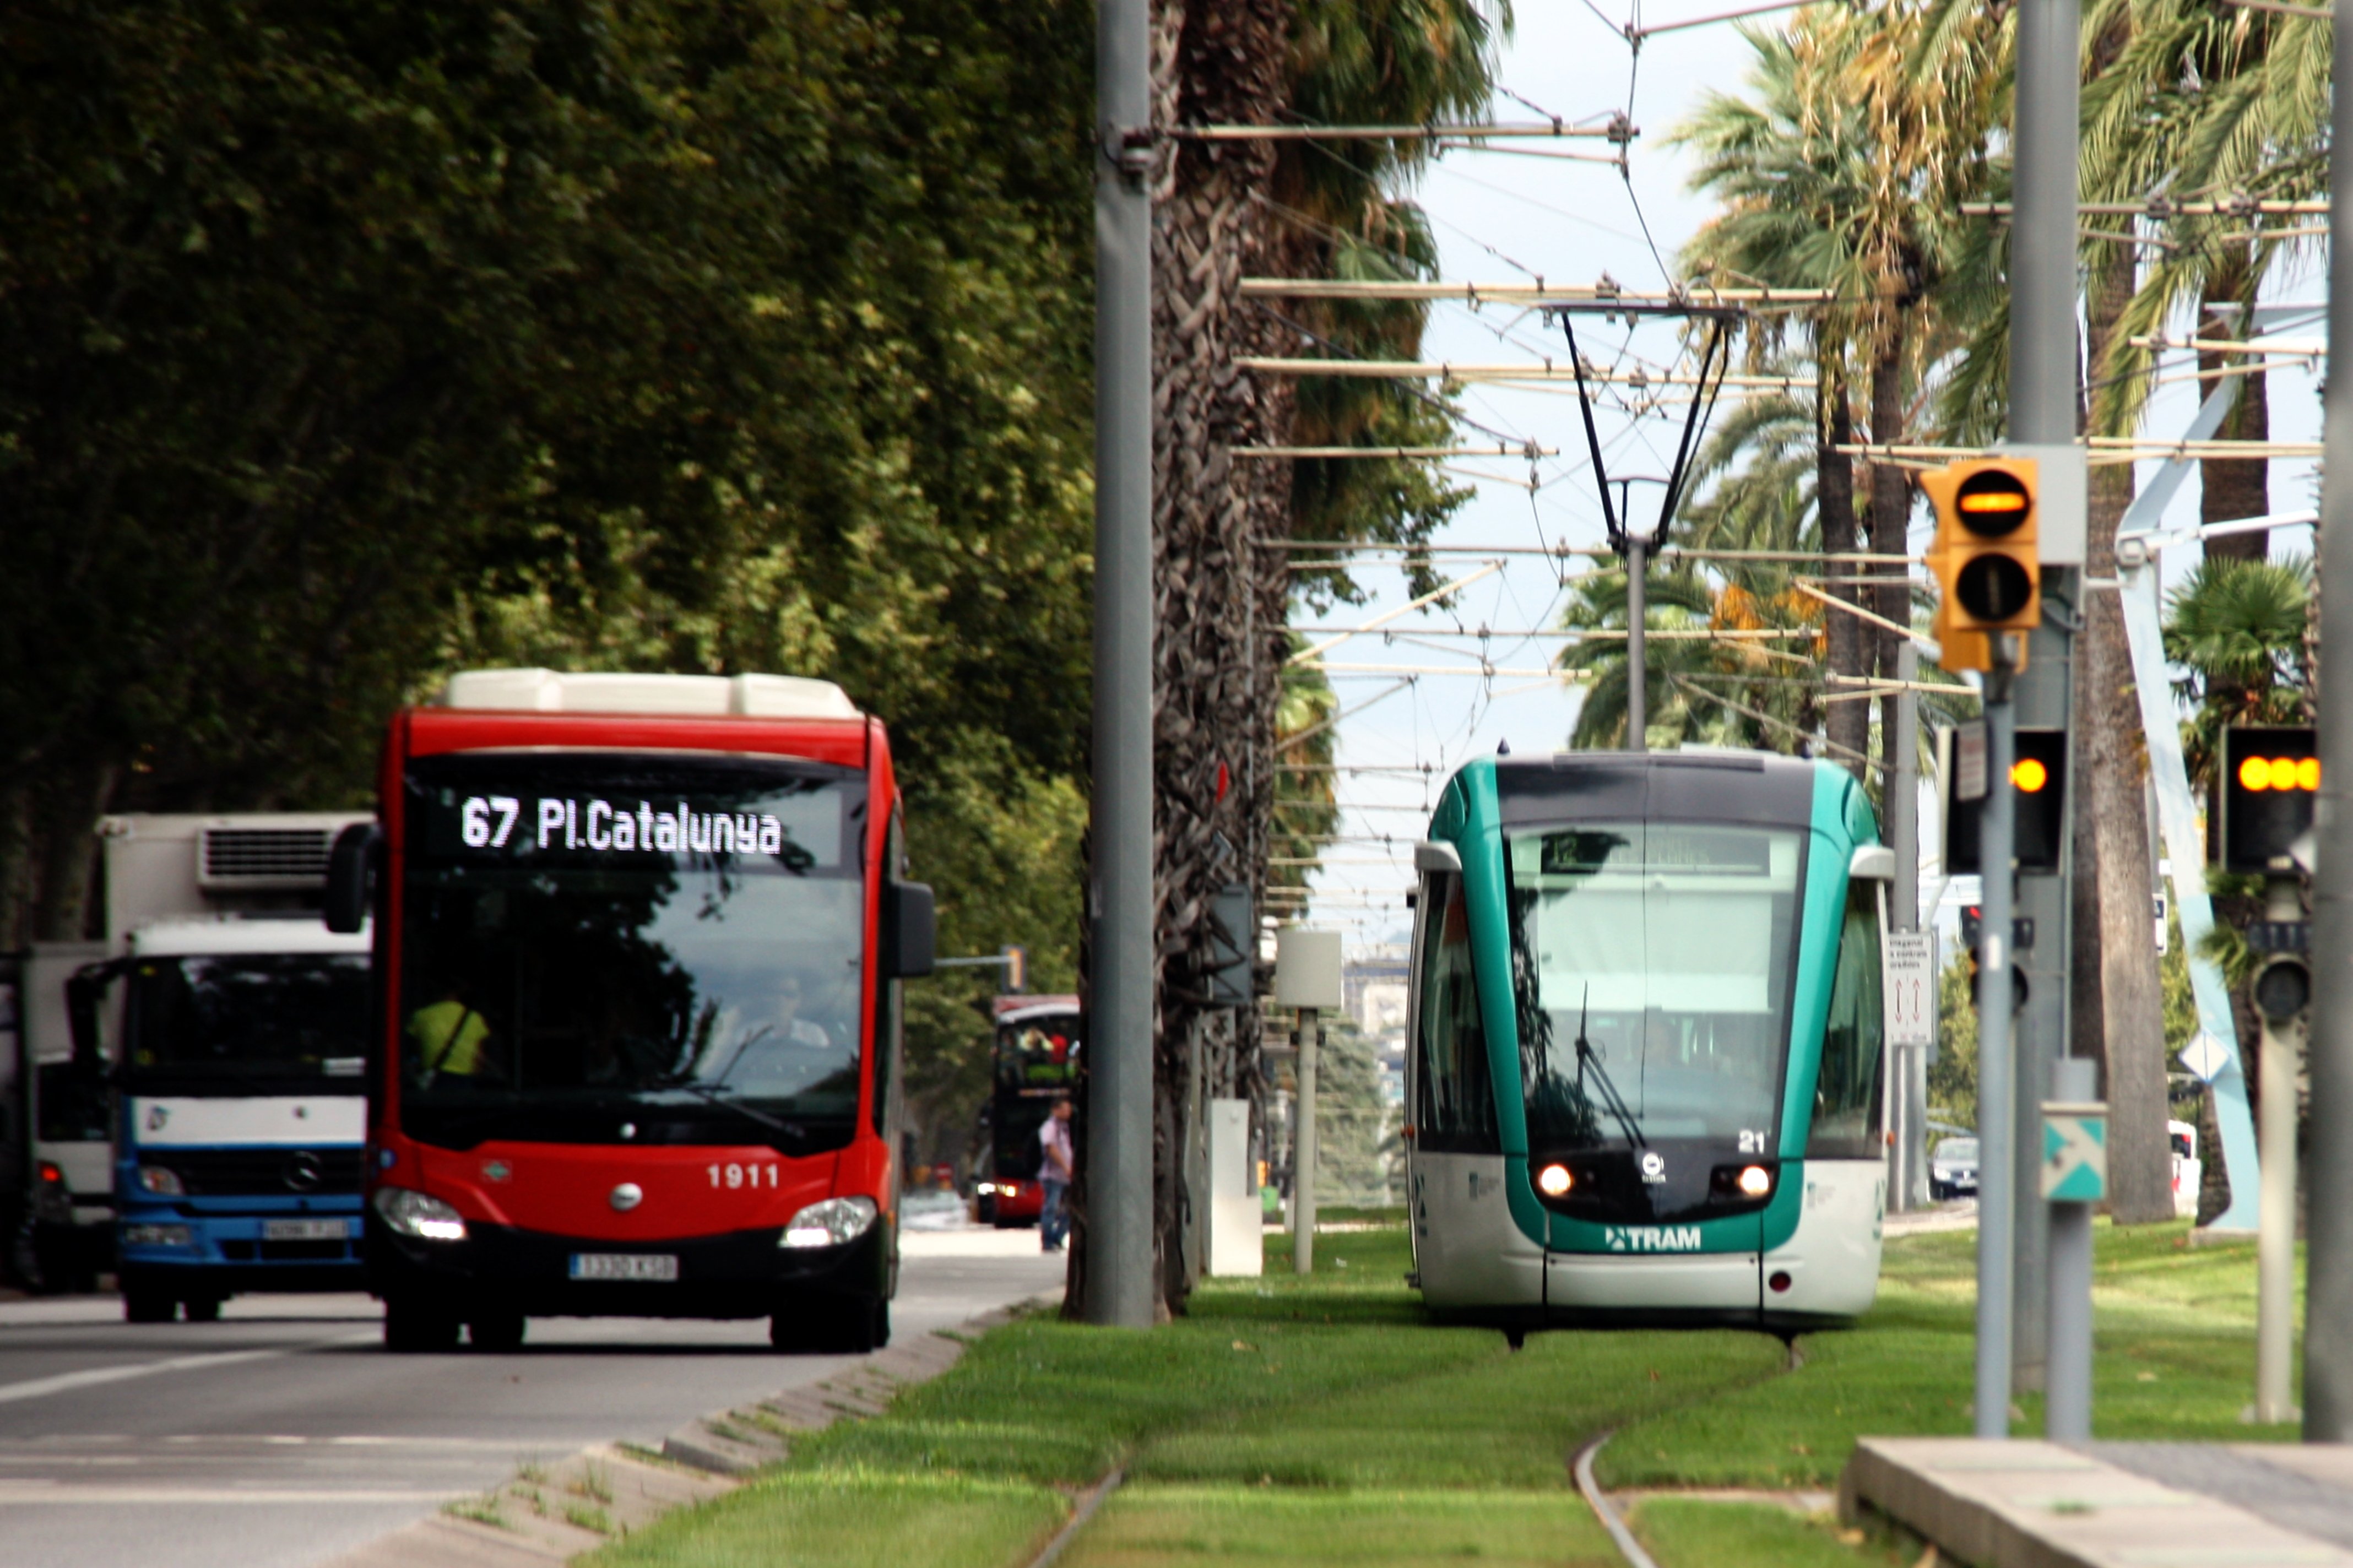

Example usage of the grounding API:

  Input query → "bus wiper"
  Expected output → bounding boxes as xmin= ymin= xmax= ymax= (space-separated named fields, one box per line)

xmin=1571 ymin=985 xmax=1648 ymax=1151
xmin=666 ymin=1081 xmax=807 ymax=1143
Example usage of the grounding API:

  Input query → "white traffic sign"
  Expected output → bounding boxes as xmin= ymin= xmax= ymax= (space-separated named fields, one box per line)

xmin=2179 ymin=1030 xmax=2230 ymax=1083
xmin=2042 ymin=1100 xmax=2108 ymax=1202
xmin=1883 ymin=930 xmax=1935 ymax=1049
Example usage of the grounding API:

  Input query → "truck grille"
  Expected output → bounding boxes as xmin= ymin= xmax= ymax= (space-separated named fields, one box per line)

xmin=154 ymin=1147 xmax=366 ymax=1196
xmin=199 ymin=827 xmax=336 ymax=888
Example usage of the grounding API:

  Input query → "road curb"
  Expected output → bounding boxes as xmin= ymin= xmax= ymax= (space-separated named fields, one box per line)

xmin=315 ymin=1292 xmax=1059 ymax=1568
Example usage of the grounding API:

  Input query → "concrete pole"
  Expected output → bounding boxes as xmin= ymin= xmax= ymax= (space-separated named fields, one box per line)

xmin=1976 ymin=665 xmax=2019 ymax=1439
xmin=2306 ymin=0 xmax=2353 ymax=1441
xmin=1293 ymin=1008 xmax=1319 ymax=1275
xmin=2045 ymin=1056 xmax=2098 ymax=1442
xmin=1625 ymin=536 xmax=1647 ymax=753
xmin=2006 ymin=0 xmax=2081 ymax=1398
xmin=1087 ymin=0 xmax=1156 ymax=1328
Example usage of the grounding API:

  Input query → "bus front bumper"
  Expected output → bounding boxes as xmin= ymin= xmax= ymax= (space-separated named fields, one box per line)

xmin=365 ymin=1215 xmax=889 ymax=1319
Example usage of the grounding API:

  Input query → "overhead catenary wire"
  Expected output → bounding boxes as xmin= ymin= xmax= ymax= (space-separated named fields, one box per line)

xmin=1239 ymin=358 xmax=1812 ymax=388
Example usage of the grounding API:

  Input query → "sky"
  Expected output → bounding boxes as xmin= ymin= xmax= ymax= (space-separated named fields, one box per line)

xmin=1283 ymin=0 xmax=2327 ymax=953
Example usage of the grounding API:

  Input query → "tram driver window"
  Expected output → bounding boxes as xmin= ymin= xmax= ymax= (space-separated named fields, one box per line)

xmin=1414 ymin=870 xmax=1499 ymax=1153
xmin=1809 ymin=879 xmax=1884 ymax=1158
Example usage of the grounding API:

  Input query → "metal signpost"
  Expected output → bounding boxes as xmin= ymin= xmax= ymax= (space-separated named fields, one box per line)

xmin=1089 ymin=0 xmax=1156 ymax=1328
xmin=1275 ymin=928 xmax=1343 ymax=1277
xmin=2042 ymin=1060 xmax=2105 ymax=1441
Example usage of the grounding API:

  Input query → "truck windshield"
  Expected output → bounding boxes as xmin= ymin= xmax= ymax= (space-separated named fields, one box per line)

xmin=126 ymin=955 xmax=371 ymax=1087
xmin=398 ymin=753 xmax=867 ymax=1152
xmin=1508 ymin=821 xmax=1802 ymax=1152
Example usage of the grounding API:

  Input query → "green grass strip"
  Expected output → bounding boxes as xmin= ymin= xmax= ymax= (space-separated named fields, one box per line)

xmin=1630 ymin=1499 xmax=1923 ymax=1568
xmin=1057 ymin=1483 xmax=1618 ymax=1567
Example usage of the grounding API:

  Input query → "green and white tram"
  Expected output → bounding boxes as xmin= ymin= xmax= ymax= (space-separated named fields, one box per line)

xmin=1403 ymin=750 xmax=1893 ymax=1328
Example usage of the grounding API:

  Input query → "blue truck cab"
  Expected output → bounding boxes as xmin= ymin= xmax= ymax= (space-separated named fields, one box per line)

xmin=109 ymin=918 xmax=371 ymax=1321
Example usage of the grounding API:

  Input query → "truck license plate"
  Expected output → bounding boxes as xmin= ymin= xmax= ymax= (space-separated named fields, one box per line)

xmin=570 ymin=1253 xmax=679 ymax=1282
xmin=263 ymin=1218 xmax=350 ymax=1241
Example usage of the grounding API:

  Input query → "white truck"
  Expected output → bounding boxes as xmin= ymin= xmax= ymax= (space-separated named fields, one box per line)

xmin=29 ymin=814 xmax=372 ymax=1319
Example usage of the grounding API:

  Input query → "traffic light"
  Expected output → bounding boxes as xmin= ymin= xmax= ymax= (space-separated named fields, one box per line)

xmin=1923 ymin=458 xmax=2040 ymax=673
xmin=2217 ymin=726 xmax=2318 ymax=873
xmin=1939 ymin=726 xmax=2067 ymax=874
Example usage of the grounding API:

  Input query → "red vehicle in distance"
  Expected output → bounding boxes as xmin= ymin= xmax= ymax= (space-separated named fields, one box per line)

xmin=324 ymin=669 xmax=933 ymax=1354
xmin=973 ymin=996 xmax=1078 ymax=1227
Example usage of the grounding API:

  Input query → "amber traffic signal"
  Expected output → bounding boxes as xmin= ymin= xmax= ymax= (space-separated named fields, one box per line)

xmin=1940 ymin=726 xmax=2067 ymax=874
xmin=1923 ymin=459 xmax=2040 ymax=672
xmin=2218 ymin=726 xmax=2318 ymax=873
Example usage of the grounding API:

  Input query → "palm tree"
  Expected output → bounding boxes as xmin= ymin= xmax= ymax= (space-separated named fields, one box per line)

xmin=1672 ymin=5 xmax=2001 ymax=772
xmin=2164 ymin=555 xmax=2313 ymax=791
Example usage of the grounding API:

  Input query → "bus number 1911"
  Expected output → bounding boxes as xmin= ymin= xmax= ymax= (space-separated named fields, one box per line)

xmin=709 ymin=1163 xmax=780 ymax=1190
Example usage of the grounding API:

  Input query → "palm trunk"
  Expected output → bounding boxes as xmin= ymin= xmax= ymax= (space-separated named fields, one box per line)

xmin=1868 ymin=323 xmax=1909 ymax=785
xmin=1818 ymin=352 xmax=1866 ymax=769
xmin=2199 ymin=251 xmax=2269 ymax=564
xmin=2079 ymin=239 xmax=2176 ymax=1223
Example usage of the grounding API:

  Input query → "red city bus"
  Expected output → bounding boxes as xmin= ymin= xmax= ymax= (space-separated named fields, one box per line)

xmin=973 ymin=996 xmax=1079 ymax=1227
xmin=324 ymin=670 xmax=933 ymax=1354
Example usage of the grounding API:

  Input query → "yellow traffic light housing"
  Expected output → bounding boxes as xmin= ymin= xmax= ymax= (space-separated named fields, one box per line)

xmin=1923 ymin=459 xmax=2041 ymax=673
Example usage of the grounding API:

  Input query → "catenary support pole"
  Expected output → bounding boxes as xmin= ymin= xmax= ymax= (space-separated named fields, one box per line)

xmin=1293 ymin=1007 xmax=1319 ymax=1276
xmin=1976 ymin=666 xmax=2020 ymax=1439
xmin=1625 ymin=536 xmax=1647 ymax=752
xmin=1087 ymin=0 xmax=1156 ymax=1329
xmin=2005 ymin=0 xmax=2081 ymax=1397
xmin=2307 ymin=0 xmax=2353 ymax=1440
xmin=2257 ymin=904 xmax=2303 ymax=1424
xmin=1891 ymin=645 xmax=1924 ymax=1210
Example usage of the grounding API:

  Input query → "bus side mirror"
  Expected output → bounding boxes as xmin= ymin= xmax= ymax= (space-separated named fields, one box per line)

xmin=884 ymin=882 xmax=936 ymax=979
xmin=325 ymin=822 xmax=380 ymax=934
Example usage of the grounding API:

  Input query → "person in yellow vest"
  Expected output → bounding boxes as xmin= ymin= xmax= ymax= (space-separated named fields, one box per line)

xmin=408 ymin=986 xmax=496 ymax=1087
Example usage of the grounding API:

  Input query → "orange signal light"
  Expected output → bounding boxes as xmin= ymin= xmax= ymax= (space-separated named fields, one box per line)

xmin=2238 ymin=756 xmax=2322 ymax=793
xmin=1960 ymin=492 xmax=2028 ymax=514
xmin=2012 ymin=758 xmax=2049 ymax=793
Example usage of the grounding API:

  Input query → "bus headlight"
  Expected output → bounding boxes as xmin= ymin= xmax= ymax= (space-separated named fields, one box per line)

xmin=136 ymin=1166 xmax=186 ymax=1196
xmin=373 ymin=1186 xmax=468 ymax=1242
xmin=781 ymin=1196 xmax=878 ymax=1249
xmin=1536 ymin=1163 xmax=1574 ymax=1197
xmin=122 ymin=1223 xmax=192 ymax=1247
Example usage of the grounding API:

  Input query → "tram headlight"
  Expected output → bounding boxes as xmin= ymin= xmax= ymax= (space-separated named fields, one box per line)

xmin=1710 ymin=1162 xmax=1779 ymax=1201
xmin=782 ymin=1195 xmax=879 ymax=1250
xmin=1736 ymin=1165 xmax=1774 ymax=1199
xmin=373 ymin=1186 xmax=468 ymax=1243
xmin=1536 ymin=1163 xmax=1574 ymax=1197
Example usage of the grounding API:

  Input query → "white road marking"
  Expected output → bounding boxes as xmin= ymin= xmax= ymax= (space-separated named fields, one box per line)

xmin=0 ymin=1331 xmax=377 ymax=1408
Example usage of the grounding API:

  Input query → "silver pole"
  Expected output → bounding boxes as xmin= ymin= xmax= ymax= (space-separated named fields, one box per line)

xmin=1625 ymin=536 xmax=1647 ymax=752
xmin=2045 ymin=1056 xmax=2097 ymax=1442
xmin=1293 ymin=1008 xmax=1319 ymax=1275
xmin=1976 ymin=661 xmax=2019 ymax=1438
xmin=2006 ymin=0 xmax=2080 ymax=1398
xmin=2257 ymin=968 xmax=2302 ymax=1424
xmin=2307 ymin=0 xmax=2353 ymax=1440
xmin=1891 ymin=645 xmax=1923 ymax=1210
xmin=1087 ymin=0 xmax=1156 ymax=1329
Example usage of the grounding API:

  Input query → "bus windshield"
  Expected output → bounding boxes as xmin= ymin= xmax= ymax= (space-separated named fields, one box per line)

xmin=398 ymin=753 xmax=868 ymax=1151
xmin=126 ymin=954 xmax=371 ymax=1088
xmin=1507 ymin=821 xmax=1802 ymax=1153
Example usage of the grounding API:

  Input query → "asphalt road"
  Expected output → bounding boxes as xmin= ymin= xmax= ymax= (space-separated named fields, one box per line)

xmin=0 ymin=1227 xmax=1066 ymax=1568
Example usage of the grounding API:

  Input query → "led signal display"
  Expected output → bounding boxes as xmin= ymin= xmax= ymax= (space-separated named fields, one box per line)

xmin=2217 ymin=726 xmax=2318 ymax=874
xmin=1940 ymin=726 xmax=2067 ymax=875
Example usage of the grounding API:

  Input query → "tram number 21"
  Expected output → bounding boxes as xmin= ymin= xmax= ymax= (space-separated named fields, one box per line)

xmin=708 ymin=1163 xmax=781 ymax=1190
xmin=1737 ymin=1130 xmax=1770 ymax=1154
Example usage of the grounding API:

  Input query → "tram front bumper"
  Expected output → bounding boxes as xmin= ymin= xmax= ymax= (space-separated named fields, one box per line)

xmin=1543 ymin=1249 xmax=1761 ymax=1316
xmin=366 ymin=1214 xmax=888 ymax=1319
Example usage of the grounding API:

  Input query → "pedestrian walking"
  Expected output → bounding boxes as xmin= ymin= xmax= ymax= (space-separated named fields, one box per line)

xmin=1038 ymin=1098 xmax=1074 ymax=1252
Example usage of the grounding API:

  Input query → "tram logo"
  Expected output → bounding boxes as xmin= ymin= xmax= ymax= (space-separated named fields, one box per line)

xmin=1603 ymin=1225 xmax=1702 ymax=1253
xmin=1639 ymin=1152 xmax=1667 ymax=1184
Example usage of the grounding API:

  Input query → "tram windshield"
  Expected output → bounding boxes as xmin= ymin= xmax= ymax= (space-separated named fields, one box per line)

xmin=1507 ymin=821 xmax=1802 ymax=1152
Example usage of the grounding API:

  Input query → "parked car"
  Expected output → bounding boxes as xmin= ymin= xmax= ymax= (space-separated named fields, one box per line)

xmin=1929 ymin=1136 xmax=1980 ymax=1202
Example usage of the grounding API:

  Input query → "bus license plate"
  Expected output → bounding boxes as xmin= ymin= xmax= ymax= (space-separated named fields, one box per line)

xmin=570 ymin=1253 xmax=679 ymax=1282
xmin=263 ymin=1218 xmax=350 ymax=1241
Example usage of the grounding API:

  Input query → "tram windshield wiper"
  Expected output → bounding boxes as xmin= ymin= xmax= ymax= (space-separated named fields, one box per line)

xmin=1571 ymin=986 xmax=1648 ymax=1151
